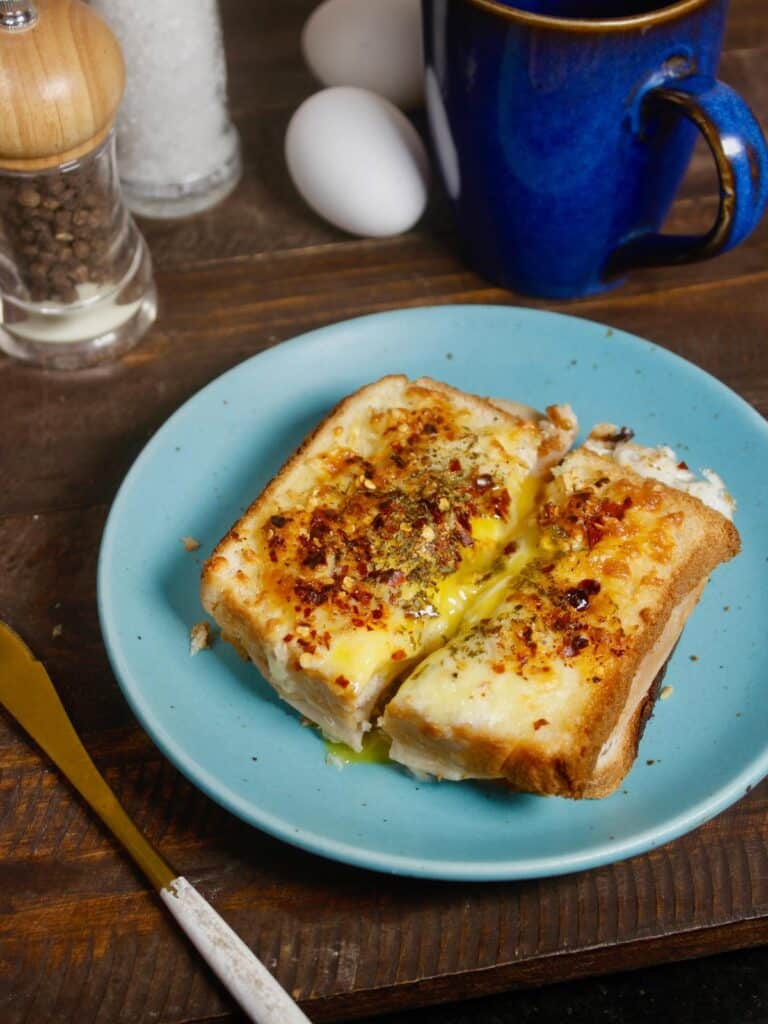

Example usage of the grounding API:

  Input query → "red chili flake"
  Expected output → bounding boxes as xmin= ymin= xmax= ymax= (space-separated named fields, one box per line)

xmin=282 ymin=633 xmax=294 ymax=643
xmin=391 ymin=649 xmax=407 ymax=661
xmin=427 ymin=502 xmax=445 ymax=525
xmin=533 ymin=718 xmax=549 ymax=730
xmin=503 ymin=540 xmax=519 ymax=556
xmin=294 ymin=581 xmax=331 ymax=606
xmin=538 ymin=502 xmax=558 ymax=526
xmin=371 ymin=608 xmax=383 ymax=620
xmin=335 ymin=675 xmax=350 ymax=688
xmin=612 ymin=426 xmax=635 ymax=443
xmin=302 ymin=550 xmax=325 ymax=569
xmin=456 ymin=527 xmax=474 ymax=548
xmin=580 ymin=578 xmax=601 ymax=595
xmin=490 ymin=488 xmax=511 ymax=519
xmin=371 ymin=568 xmax=406 ymax=587
xmin=453 ymin=510 xmax=474 ymax=548
xmin=491 ymin=662 xmax=505 ymax=674
xmin=270 ymin=514 xmax=288 ymax=528
xmin=565 ymin=588 xmax=589 ymax=611
xmin=423 ymin=423 xmax=438 ymax=434
xmin=449 ymin=458 xmax=462 ymax=472
xmin=586 ymin=522 xmax=603 ymax=547
xmin=541 ymin=563 xmax=555 ymax=574
xmin=678 ymin=460 xmax=689 ymax=470
xmin=563 ymin=635 xmax=589 ymax=657
xmin=351 ymin=617 xmax=365 ymax=628
xmin=602 ymin=497 xmax=631 ymax=520
xmin=456 ymin=509 xmax=471 ymax=531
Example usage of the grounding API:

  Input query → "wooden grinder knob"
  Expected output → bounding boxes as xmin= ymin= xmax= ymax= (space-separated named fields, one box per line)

xmin=0 ymin=0 xmax=125 ymax=171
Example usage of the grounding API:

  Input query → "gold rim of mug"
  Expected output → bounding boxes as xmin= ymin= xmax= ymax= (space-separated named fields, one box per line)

xmin=466 ymin=0 xmax=709 ymax=32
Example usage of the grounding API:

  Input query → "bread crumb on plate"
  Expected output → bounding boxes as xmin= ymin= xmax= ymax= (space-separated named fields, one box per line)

xmin=190 ymin=621 xmax=211 ymax=656
xmin=182 ymin=536 xmax=201 ymax=552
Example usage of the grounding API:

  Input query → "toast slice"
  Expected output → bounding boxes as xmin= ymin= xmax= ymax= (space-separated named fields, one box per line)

xmin=381 ymin=429 xmax=740 ymax=797
xmin=201 ymin=376 xmax=577 ymax=749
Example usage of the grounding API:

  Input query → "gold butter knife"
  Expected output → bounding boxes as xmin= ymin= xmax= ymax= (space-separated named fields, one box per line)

xmin=0 ymin=621 xmax=311 ymax=1024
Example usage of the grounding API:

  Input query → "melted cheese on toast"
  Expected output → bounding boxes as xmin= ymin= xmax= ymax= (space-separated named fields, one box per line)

xmin=201 ymin=376 xmax=577 ymax=749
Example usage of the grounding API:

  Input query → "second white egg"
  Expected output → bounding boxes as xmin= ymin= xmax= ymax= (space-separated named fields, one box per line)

xmin=285 ymin=86 xmax=430 ymax=238
xmin=302 ymin=0 xmax=424 ymax=111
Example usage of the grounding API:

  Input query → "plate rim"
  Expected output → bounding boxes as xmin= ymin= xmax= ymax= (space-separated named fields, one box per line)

xmin=98 ymin=303 xmax=768 ymax=880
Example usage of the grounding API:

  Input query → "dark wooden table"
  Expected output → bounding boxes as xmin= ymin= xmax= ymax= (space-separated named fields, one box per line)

xmin=2 ymin=2 xmax=768 ymax=1022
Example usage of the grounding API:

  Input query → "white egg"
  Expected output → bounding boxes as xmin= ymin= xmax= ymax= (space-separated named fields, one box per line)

xmin=285 ymin=86 xmax=430 ymax=238
xmin=302 ymin=0 xmax=424 ymax=111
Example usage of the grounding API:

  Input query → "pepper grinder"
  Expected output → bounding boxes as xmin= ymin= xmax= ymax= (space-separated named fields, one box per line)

xmin=0 ymin=0 xmax=156 ymax=370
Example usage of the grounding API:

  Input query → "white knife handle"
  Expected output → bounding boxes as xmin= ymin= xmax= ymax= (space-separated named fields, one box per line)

xmin=160 ymin=876 xmax=312 ymax=1024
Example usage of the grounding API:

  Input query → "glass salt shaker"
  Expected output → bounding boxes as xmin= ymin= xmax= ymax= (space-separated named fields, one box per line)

xmin=91 ymin=0 xmax=242 ymax=219
xmin=0 ymin=0 xmax=156 ymax=370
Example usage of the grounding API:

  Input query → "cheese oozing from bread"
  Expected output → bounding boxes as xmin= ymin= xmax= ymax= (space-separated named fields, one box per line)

xmin=381 ymin=433 xmax=740 ymax=797
xmin=201 ymin=376 xmax=577 ymax=749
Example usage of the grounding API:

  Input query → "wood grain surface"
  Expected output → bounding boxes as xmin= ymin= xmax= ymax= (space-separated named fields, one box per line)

xmin=1 ymin=1 xmax=767 ymax=1021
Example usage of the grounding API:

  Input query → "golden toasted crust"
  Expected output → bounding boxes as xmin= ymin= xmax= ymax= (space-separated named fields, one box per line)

xmin=201 ymin=375 xmax=576 ymax=748
xmin=383 ymin=448 xmax=740 ymax=797
xmin=580 ymin=579 xmax=705 ymax=797
xmin=581 ymin=659 xmax=669 ymax=799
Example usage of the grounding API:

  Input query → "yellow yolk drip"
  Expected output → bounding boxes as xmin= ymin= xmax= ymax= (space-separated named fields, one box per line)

xmin=323 ymin=482 xmax=542 ymax=686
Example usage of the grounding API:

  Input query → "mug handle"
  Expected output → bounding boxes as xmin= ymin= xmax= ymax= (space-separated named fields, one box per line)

xmin=611 ymin=75 xmax=768 ymax=271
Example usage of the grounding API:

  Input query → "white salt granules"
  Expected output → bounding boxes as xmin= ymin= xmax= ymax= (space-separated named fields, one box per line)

xmin=92 ymin=0 xmax=241 ymax=217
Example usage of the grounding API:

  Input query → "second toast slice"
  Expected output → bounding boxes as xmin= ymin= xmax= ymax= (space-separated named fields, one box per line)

xmin=382 ymin=433 xmax=740 ymax=796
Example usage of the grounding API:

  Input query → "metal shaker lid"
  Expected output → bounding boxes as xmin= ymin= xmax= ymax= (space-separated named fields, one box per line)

xmin=0 ymin=1 xmax=38 ymax=32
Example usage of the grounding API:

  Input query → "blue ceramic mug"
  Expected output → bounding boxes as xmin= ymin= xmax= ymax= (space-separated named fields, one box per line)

xmin=422 ymin=0 xmax=768 ymax=298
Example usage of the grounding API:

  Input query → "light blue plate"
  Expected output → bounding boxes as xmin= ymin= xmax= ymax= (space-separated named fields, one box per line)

xmin=98 ymin=305 xmax=768 ymax=880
